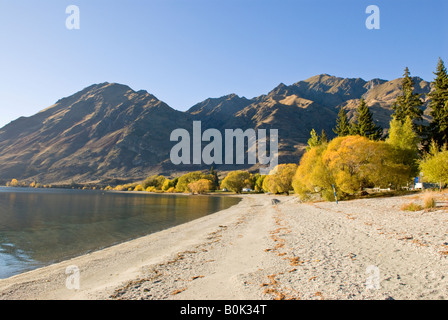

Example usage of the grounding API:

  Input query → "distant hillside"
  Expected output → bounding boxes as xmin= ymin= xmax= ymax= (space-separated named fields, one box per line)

xmin=0 ymin=75 xmax=433 ymax=184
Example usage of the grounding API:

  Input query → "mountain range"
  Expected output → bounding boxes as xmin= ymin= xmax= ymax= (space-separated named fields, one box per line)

xmin=0 ymin=74 xmax=433 ymax=185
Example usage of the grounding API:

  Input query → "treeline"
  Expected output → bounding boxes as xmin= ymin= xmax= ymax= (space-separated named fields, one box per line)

xmin=104 ymin=166 xmax=298 ymax=195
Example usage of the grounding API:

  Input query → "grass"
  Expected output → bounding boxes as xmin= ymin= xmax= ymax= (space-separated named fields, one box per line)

xmin=422 ymin=192 xmax=437 ymax=209
xmin=401 ymin=202 xmax=423 ymax=212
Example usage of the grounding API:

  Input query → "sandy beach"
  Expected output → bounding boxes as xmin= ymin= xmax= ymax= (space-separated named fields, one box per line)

xmin=0 ymin=193 xmax=447 ymax=300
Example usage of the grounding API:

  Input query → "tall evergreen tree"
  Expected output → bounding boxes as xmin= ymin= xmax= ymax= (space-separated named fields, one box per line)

xmin=428 ymin=58 xmax=448 ymax=148
xmin=351 ymin=97 xmax=382 ymax=140
xmin=210 ymin=165 xmax=219 ymax=191
xmin=333 ymin=107 xmax=351 ymax=137
xmin=392 ymin=67 xmax=424 ymax=126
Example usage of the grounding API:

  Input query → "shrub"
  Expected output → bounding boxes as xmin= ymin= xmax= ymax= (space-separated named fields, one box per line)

xmin=134 ymin=185 xmax=144 ymax=191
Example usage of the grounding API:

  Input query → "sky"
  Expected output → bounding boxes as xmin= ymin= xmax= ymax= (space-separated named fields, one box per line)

xmin=0 ymin=0 xmax=447 ymax=128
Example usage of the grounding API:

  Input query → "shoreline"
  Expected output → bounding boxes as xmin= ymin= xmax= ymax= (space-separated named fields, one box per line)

xmin=0 ymin=193 xmax=447 ymax=300
xmin=0 ymin=194 xmax=250 ymax=299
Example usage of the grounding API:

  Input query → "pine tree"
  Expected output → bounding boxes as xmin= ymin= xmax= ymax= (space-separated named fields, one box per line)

xmin=392 ymin=67 xmax=423 ymax=126
xmin=428 ymin=58 xmax=448 ymax=147
xmin=351 ymin=97 xmax=382 ymax=140
xmin=333 ymin=107 xmax=351 ymax=137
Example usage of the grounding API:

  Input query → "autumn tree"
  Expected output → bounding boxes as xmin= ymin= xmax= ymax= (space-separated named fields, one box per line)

xmin=254 ymin=174 xmax=266 ymax=192
xmin=262 ymin=163 xmax=298 ymax=195
xmin=323 ymin=136 xmax=412 ymax=193
xmin=386 ymin=116 xmax=420 ymax=178
xmin=142 ymin=175 xmax=166 ymax=190
xmin=220 ymin=171 xmax=251 ymax=194
xmin=420 ymin=147 xmax=448 ymax=191
xmin=292 ymin=144 xmax=336 ymax=201
xmin=188 ymin=179 xmax=214 ymax=194
xmin=176 ymin=171 xmax=213 ymax=192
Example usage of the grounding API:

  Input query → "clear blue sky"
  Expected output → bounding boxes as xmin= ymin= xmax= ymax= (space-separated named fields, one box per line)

xmin=0 ymin=0 xmax=446 ymax=127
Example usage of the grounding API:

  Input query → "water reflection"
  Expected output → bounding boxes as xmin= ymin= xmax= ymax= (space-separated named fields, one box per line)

xmin=0 ymin=187 xmax=240 ymax=278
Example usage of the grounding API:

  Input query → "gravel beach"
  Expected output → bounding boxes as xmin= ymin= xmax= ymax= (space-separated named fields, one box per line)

xmin=0 ymin=193 xmax=447 ymax=300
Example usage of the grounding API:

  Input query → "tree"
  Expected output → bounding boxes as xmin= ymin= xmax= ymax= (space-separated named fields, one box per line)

xmin=292 ymin=144 xmax=336 ymax=201
xmin=9 ymin=179 xmax=18 ymax=187
xmin=392 ymin=67 xmax=424 ymax=127
xmin=420 ymin=149 xmax=448 ymax=191
xmin=333 ymin=107 xmax=351 ymax=137
xmin=162 ymin=178 xmax=177 ymax=191
xmin=142 ymin=175 xmax=166 ymax=190
xmin=254 ymin=174 xmax=266 ymax=192
xmin=351 ymin=97 xmax=383 ymax=140
xmin=428 ymin=58 xmax=448 ymax=147
xmin=386 ymin=116 xmax=420 ymax=181
xmin=209 ymin=166 xmax=219 ymax=191
xmin=323 ymin=136 xmax=411 ymax=194
xmin=176 ymin=171 xmax=213 ymax=192
xmin=188 ymin=179 xmax=214 ymax=194
xmin=262 ymin=163 xmax=298 ymax=195
xmin=306 ymin=129 xmax=321 ymax=151
xmin=220 ymin=171 xmax=251 ymax=193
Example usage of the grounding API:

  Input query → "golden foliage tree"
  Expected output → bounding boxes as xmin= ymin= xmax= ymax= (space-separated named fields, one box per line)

xmin=262 ymin=163 xmax=298 ymax=195
xmin=220 ymin=171 xmax=251 ymax=194
xmin=420 ymin=147 xmax=448 ymax=190
xmin=188 ymin=179 xmax=214 ymax=194
xmin=176 ymin=171 xmax=213 ymax=192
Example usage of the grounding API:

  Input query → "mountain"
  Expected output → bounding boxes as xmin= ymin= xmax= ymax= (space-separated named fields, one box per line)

xmin=0 ymin=75 xmax=433 ymax=185
xmin=0 ymin=82 xmax=193 ymax=184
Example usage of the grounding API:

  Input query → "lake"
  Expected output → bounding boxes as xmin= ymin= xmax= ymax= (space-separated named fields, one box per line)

xmin=0 ymin=187 xmax=240 ymax=279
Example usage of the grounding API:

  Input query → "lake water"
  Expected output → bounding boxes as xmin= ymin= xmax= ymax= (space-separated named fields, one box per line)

xmin=0 ymin=187 xmax=240 ymax=279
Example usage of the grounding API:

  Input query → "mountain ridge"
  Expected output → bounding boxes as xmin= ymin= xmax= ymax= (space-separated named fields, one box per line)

xmin=0 ymin=74 xmax=433 ymax=184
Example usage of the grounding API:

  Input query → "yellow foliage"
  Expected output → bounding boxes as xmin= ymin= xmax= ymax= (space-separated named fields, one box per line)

xmin=263 ymin=164 xmax=297 ymax=195
xmin=188 ymin=179 xmax=213 ymax=194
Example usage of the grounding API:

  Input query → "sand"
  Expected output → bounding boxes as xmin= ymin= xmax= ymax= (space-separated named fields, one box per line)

xmin=0 ymin=193 xmax=447 ymax=300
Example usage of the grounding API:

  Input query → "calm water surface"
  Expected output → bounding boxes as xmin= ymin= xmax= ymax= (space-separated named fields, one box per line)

xmin=0 ymin=187 xmax=240 ymax=279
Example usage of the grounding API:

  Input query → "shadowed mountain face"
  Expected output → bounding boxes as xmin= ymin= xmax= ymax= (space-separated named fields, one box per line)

xmin=0 ymin=75 xmax=433 ymax=184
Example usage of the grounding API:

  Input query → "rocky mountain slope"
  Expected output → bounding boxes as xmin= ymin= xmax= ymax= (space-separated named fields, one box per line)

xmin=0 ymin=75 xmax=433 ymax=184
